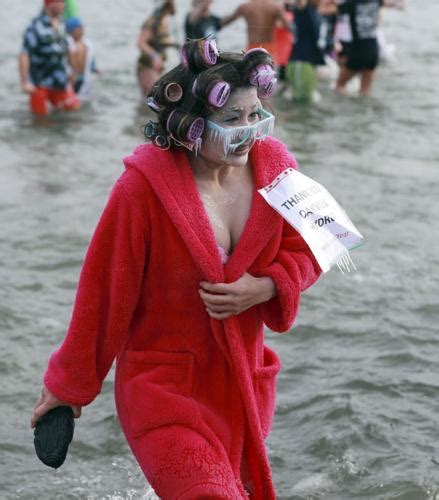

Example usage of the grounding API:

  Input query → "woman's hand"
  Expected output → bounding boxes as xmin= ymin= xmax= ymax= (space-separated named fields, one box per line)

xmin=199 ymin=273 xmax=276 ymax=320
xmin=31 ymin=385 xmax=82 ymax=428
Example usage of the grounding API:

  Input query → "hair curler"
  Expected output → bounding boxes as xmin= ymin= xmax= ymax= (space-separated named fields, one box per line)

xmin=144 ymin=120 xmax=158 ymax=139
xmin=258 ymin=77 xmax=277 ymax=98
xmin=249 ymin=64 xmax=276 ymax=88
xmin=163 ymin=82 xmax=183 ymax=103
xmin=185 ymin=38 xmax=219 ymax=70
xmin=154 ymin=134 xmax=170 ymax=149
xmin=146 ymin=96 xmax=162 ymax=113
xmin=166 ymin=108 xmax=205 ymax=143
xmin=192 ymin=77 xmax=231 ymax=108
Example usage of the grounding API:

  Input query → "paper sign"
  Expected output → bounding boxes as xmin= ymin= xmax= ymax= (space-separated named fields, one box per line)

xmin=258 ymin=168 xmax=363 ymax=273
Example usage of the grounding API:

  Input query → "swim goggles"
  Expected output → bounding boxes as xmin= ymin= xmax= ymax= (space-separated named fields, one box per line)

xmin=205 ymin=108 xmax=275 ymax=157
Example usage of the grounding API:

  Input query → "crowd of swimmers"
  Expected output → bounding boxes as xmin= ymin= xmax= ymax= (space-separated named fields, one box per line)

xmin=19 ymin=0 xmax=405 ymax=116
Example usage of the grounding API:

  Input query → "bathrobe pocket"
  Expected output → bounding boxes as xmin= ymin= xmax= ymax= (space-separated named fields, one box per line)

xmin=254 ymin=346 xmax=281 ymax=438
xmin=122 ymin=350 xmax=199 ymax=437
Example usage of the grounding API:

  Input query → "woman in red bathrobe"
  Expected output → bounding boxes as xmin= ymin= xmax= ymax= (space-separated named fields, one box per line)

xmin=31 ymin=40 xmax=321 ymax=499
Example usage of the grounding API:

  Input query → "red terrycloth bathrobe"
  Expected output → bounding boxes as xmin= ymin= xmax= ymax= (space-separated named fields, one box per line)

xmin=44 ymin=137 xmax=321 ymax=499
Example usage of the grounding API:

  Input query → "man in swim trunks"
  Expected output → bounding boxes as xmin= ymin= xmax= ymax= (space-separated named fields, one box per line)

xmin=222 ymin=0 xmax=290 ymax=65
xmin=19 ymin=0 xmax=80 ymax=115
xmin=320 ymin=0 xmax=404 ymax=95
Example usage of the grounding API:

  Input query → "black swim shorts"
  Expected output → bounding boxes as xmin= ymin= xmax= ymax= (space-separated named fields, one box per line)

xmin=339 ymin=39 xmax=379 ymax=71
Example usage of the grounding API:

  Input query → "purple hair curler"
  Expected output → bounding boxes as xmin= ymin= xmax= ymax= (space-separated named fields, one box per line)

xmin=164 ymin=82 xmax=183 ymax=102
xmin=207 ymin=81 xmax=231 ymax=108
xmin=146 ymin=96 xmax=161 ymax=113
xmin=185 ymin=38 xmax=219 ymax=70
xmin=167 ymin=109 xmax=205 ymax=143
xmin=187 ymin=117 xmax=205 ymax=142
xmin=192 ymin=77 xmax=230 ymax=108
xmin=202 ymin=39 xmax=219 ymax=66
xmin=258 ymin=77 xmax=277 ymax=98
xmin=249 ymin=64 xmax=276 ymax=88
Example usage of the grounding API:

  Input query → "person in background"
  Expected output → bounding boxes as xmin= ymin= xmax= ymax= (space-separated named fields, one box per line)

xmin=222 ymin=0 xmax=290 ymax=65
xmin=30 ymin=39 xmax=321 ymax=499
xmin=185 ymin=0 xmax=223 ymax=40
xmin=19 ymin=0 xmax=80 ymax=116
xmin=320 ymin=0 xmax=404 ymax=96
xmin=317 ymin=8 xmax=337 ymax=59
xmin=66 ymin=17 xmax=100 ymax=102
xmin=273 ymin=2 xmax=295 ymax=83
xmin=137 ymin=0 xmax=177 ymax=96
xmin=286 ymin=0 xmax=325 ymax=102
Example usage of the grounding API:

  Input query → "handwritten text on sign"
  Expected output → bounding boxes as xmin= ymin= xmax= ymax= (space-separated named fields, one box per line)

xmin=258 ymin=168 xmax=363 ymax=272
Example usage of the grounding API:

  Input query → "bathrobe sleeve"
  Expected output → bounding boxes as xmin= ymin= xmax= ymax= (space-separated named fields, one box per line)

xmin=258 ymin=221 xmax=321 ymax=333
xmin=43 ymin=179 xmax=148 ymax=406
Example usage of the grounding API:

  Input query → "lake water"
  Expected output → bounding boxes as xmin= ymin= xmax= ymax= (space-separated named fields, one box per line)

xmin=1 ymin=0 xmax=439 ymax=498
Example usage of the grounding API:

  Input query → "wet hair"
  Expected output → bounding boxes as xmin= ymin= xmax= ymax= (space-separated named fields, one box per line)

xmin=143 ymin=39 xmax=276 ymax=151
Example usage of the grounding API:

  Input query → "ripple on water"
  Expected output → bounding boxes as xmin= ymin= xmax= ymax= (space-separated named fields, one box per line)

xmin=0 ymin=305 xmax=28 ymax=330
xmin=338 ymin=379 xmax=402 ymax=399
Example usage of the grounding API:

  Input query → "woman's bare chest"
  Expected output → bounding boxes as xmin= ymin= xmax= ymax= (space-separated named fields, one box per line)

xmin=199 ymin=179 xmax=254 ymax=254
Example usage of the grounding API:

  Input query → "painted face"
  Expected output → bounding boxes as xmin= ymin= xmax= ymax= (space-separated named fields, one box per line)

xmin=200 ymin=87 xmax=274 ymax=167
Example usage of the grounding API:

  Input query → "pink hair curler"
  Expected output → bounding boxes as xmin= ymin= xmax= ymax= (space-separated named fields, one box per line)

xmin=258 ymin=77 xmax=277 ymax=98
xmin=167 ymin=109 xmax=205 ymax=142
xmin=192 ymin=77 xmax=230 ymax=108
xmin=207 ymin=81 xmax=231 ymax=108
xmin=249 ymin=64 xmax=276 ymax=87
xmin=202 ymin=39 xmax=219 ymax=65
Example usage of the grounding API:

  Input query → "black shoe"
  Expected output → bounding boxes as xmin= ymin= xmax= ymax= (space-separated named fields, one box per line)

xmin=34 ymin=406 xmax=75 ymax=468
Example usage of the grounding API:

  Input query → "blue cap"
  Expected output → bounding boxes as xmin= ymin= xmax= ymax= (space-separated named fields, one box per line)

xmin=65 ymin=17 xmax=83 ymax=34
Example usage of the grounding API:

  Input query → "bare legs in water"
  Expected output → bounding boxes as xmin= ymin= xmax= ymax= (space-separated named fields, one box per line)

xmin=336 ymin=58 xmax=376 ymax=97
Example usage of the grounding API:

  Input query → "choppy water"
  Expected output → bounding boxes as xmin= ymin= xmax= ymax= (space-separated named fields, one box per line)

xmin=1 ymin=1 xmax=439 ymax=498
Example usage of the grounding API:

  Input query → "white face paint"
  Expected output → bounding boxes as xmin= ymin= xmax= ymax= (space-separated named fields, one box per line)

xmin=198 ymin=87 xmax=274 ymax=167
